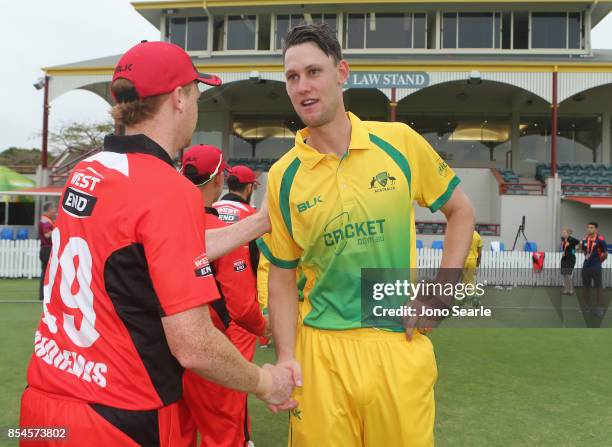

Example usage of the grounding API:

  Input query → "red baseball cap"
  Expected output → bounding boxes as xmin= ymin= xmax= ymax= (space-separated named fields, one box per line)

xmin=182 ymin=145 xmax=228 ymax=178
xmin=112 ymin=41 xmax=221 ymax=101
xmin=229 ymin=165 xmax=259 ymax=184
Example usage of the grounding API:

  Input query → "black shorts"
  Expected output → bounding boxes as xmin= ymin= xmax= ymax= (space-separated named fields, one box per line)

xmin=560 ymin=256 xmax=575 ymax=275
xmin=581 ymin=267 xmax=603 ymax=288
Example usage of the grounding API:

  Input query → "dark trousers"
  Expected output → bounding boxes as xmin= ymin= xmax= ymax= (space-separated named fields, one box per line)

xmin=39 ymin=245 xmax=51 ymax=301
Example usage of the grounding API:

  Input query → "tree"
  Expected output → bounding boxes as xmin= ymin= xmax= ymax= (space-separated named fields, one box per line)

xmin=49 ymin=120 xmax=114 ymax=154
xmin=0 ymin=147 xmax=56 ymax=167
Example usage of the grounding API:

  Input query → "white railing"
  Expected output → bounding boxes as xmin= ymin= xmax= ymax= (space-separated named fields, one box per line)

xmin=417 ymin=248 xmax=612 ymax=287
xmin=0 ymin=239 xmax=41 ymax=279
xmin=1 ymin=241 xmax=610 ymax=286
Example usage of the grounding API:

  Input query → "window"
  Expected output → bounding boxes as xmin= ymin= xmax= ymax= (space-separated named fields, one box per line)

xmin=367 ymin=13 xmax=412 ymax=48
xmin=568 ymin=12 xmax=582 ymax=49
xmin=443 ymin=12 xmax=500 ymax=49
xmin=532 ymin=12 xmax=582 ymax=49
xmin=399 ymin=114 xmax=512 ymax=168
xmin=227 ymin=15 xmax=257 ymax=50
xmin=532 ymin=13 xmax=566 ymax=48
xmin=213 ymin=17 xmax=225 ymax=51
xmin=259 ymin=14 xmax=271 ymax=50
xmin=501 ymin=12 xmax=511 ymax=49
xmin=275 ymin=14 xmax=337 ymax=49
xmin=231 ymin=115 xmax=301 ymax=158
xmin=168 ymin=16 xmax=208 ymax=51
xmin=519 ymin=115 xmax=600 ymax=163
xmin=513 ymin=12 xmax=529 ymax=49
xmin=442 ymin=13 xmax=457 ymax=48
xmin=346 ymin=13 xmax=366 ymax=48
xmin=344 ymin=13 xmax=429 ymax=49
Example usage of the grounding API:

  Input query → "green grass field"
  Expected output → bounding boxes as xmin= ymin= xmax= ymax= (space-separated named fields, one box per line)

xmin=1 ymin=279 xmax=611 ymax=446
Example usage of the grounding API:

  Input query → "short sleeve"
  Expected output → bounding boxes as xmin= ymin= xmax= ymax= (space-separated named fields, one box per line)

xmin=410 ymin=129 xmax=460 ymax=212
xmin=599 ymin=238 xmax=608 ymax=253
xmin=256 ymin=240 xmax=271 ymax=309
xmin=258 ymin=169 xmax=302 ymax=269
xmin=137 ymin=181 xmax=219 ymax=316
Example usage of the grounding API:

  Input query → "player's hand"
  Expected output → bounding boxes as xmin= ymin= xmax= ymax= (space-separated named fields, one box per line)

xmin=265 ymin=358 xmax=302 ymax=413
xmin=256 ymin=363 xmax=297 ymax=409
xmin=403 ymin=305 xmax=437 ymax=342
xmin=276 ymin=358 xmax=302 ymax=387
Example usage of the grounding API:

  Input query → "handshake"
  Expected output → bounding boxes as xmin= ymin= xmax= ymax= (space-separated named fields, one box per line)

xmin=254 ymin=358 xmax=302 ymax=412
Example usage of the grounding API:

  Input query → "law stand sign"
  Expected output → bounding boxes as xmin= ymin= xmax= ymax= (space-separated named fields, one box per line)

xmin=345 ymin=71 xmax=430 ymax=89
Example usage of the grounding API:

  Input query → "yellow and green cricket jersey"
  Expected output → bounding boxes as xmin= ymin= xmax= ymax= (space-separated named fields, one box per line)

xmin=259 ymin=112 xmax=459 ymax=331
xmin=465 ymin=231 xmax=483 ymax=266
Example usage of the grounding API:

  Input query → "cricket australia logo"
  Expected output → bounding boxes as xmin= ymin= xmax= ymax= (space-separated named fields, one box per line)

xmin=369 ymin=171 xmax=397 ymax=192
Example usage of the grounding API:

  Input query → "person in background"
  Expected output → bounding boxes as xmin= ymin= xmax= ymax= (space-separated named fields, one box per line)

xmin=580 ymin=222 xmax=608 ymax=316
xmin=181 ymin=145 xmax=269 ymax=447
xmin=213 ymin=165 xmax=270 ymax=347
xmin=38 ymin=202 xmax=56 ymax=301
xmin=462 ymin=229 xmax=483 ymax=306
xmin=560 ymin=227 xmax=579 ymax=295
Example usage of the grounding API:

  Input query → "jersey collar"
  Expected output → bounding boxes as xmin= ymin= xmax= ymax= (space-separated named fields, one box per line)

xmin=221 ymin=192 xmax=249 ymax=205
xmin=295 ymin=112 xmax=371 ymax=169
xmin=103 ymin=134 xmax=174 ymax=167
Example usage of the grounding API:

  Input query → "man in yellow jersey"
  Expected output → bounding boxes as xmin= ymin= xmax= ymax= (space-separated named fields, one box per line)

xmin=261 ymin=24 xmax=475 ymax=446
xmin=462 ymin=229 xmax=483 ymax=306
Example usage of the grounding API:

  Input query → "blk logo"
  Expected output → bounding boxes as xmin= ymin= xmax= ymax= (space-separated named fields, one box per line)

xmin=114 ymin=63 xmax=133 ymax=73
xmin=297 ymin=196 xmax=323 ymax=213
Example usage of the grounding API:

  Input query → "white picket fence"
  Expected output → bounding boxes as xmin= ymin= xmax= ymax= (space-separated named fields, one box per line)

xmin=1 ymin=241 xmax=611 ymax=286
xmin=0 ymin=239 xmax=41 ymax=279
xmin=417 ymin=248 xmax=612 ymax=287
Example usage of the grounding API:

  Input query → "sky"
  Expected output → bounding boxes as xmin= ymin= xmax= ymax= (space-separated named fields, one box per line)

xmin=1 ymin=1 xmax=612 ymax=152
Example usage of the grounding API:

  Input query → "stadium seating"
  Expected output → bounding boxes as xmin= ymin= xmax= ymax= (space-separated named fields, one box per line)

xmin=497 ymin=168 xmax=520 ymax=183
xmin=495 ymin=168 xmax=543 ymax=195
xmin=432 ymin=240 xmax=444 ymax=250
xmin=535 ymin=163 xmax=612 ymax=196
xmin=0 ymin=228 xmax=14 ymax=240
xmin=416 ymin=240 xmax=424 ymax=249
xmin=16 ymin=228 xmax=29 ymax=240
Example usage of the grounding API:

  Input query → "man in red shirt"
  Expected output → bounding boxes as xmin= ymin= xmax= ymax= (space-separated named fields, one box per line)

xmin=213 ymin=165 xmax=271 ymax=349
xmin=181 ymin=146 xmax=269 ymax=446
xmin=213 ymin=165 xmax=258 ymax=224
xmin=20 ymin=41 xmax=295 ymax=447
xmin=38 ymin=202 xmax=56 ymax=301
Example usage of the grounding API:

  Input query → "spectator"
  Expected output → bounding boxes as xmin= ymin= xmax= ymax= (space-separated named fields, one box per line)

xmin=38 ymin=202 xmax=56 ymax=301
xmin=560 ymin=228 xmax=579 ymax=295
xmin=580 ymin=222 xmax=608 ymax=316
xmin=462 ymin=229 xmax=483 ymax=306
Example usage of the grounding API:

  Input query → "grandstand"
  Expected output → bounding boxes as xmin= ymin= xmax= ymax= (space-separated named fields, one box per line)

xmin=9 ymin=0 xmax=612 ymax=253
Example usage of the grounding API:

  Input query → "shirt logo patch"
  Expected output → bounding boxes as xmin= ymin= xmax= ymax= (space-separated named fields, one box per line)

xmin=297 ymin=196 xmax=323 ymax=213
xmin=437 ymin=159 xmax=449 ymax=177
xmin=62 ymin=187 xmax=97 ymax=218
xmin=369 ymin=171 xmax=397 ymax=193
xmin=194 ymin=254 xmax=213 ymax=277
xmin=233 ymin=259 xmax=247 ymax=272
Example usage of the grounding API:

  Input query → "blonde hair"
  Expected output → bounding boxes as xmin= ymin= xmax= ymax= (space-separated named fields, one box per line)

xmin=562 ymin=227 xmax=573 ymax=235
xmin=110 ymin=79 xmax=196 ymax=126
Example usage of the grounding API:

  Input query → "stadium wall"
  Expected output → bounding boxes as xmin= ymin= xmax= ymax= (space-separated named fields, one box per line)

xmin=414 ymin=168 xmax=499 ymax=223
xmin=500 ymin=195 xmax=549 ymax=251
